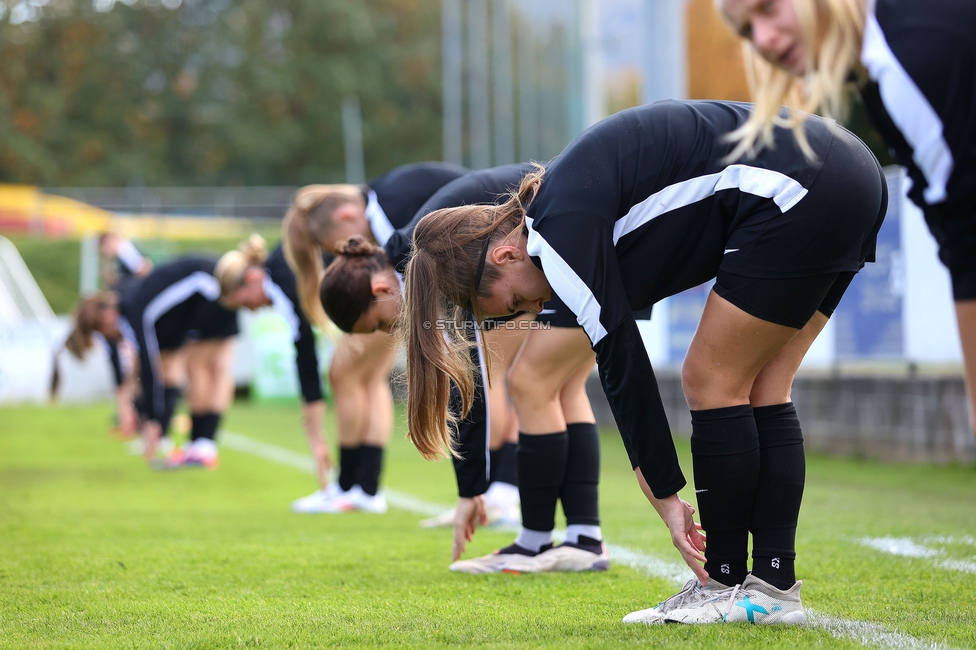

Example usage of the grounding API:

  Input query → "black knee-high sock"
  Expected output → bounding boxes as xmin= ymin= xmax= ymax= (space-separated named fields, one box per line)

xmin=159 ymin=386 xmax=181 ymax=437
xmin=338 ymin=446 xmax=361 ymax=492
xmin=691 ymin=405 xmax=760 ymax=586
xmin=490 ymin=442 xmax=519 ymax=486
xmin=190 ymin=412 xmax=220 ymax=442
xmin=560 ymin=423 xmax=600 ymax=530
xmin=356 ymin=445 xmax=384 ymax=496
xmin=750 ymin=403 xmax=805 ymax=589
xmin=517 ymin=431 xmax=568 ymax=532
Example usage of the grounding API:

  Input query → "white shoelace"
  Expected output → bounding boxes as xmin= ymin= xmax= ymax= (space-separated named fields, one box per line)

xmin=720 ymin=584 xmax=742 ymax=621
xmin=656 ymin=579 xmax=705 ymax=612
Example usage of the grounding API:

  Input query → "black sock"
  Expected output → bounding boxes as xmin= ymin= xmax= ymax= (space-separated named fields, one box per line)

xmin=691 ymin=404 xmax=760 ymax=587
xmin=497 ymin=541 xmax=553 ymax=556
xmin=561 ymin=536 xmax=604 ymax=553
xmin=159 ymin=386 xmax=181 ymax=437
xmin=190 ymin=412 xmax=220 ymax=441
xmin=750 ymin=403 xmax=805 ymax=590
xmin=338 ymin=446 xmax=361 ymax=492
xmin=560 ymin=422 xmax=600 ymax=529
xmin=517 ymin=431 xmax=568 ymax=532
xmin=356 ymin=445 xmax=384 ymax=496
xmin=490 ymin=442 xmax=519 ymax=487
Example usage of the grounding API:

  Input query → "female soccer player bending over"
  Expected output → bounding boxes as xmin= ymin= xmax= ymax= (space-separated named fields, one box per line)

xmin=716 ymin=0 xmax=976 ymax=439
xmin=277 ymin=162 xmax=467 ymax=513
xmin=123 ymin=255 xmax=239 ymax=468
xmin=59 ymin=291 xmax=140 ymax=437
xmin=360 ymin=164 xmax=620 ymax=573
xmin=319 ymin=165 xmax=536 ymax=549
xmin=216 ymin=235 xmax=336 ymax=501
xmin=402 ymin=100 xmax=886 ymax=624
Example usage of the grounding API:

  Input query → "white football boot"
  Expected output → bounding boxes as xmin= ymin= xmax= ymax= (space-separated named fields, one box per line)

xmin=291 ymin=482 xmax=345 ymax=513
xmin=664 ymin=574 xmax=805 ymax=625
xmin=623 ymin=578 xmax=732 ymax=624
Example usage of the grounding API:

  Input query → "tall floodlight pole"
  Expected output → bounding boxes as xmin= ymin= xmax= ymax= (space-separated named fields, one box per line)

xmin=516 ymin=7 xmax=539 ymax=161
xmin=642 ymin=0 xmax=688 ymax=103
xmin=468 ymin=0 xmax=492 ymax=169
xmin=538 ymin=13 xmax=565 ymax=160
xmin=80 ymin=235 xmax=98 ymax=295
xmin=492 ymin=0 xmax=515 ymax=165
xmin=581 ymin=0 xmax=605 ymax=128
xmin=342 ymin=96 xmax=366 ymax=184
xmin=442 ymin=0 xmax=464 ymax=165
xmin=565 ymin=0 xmax=584 ymax=142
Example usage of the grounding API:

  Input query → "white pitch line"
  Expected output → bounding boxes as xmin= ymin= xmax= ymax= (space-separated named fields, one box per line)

xmin=858 ymin=537 xmax=976 ymax=575
xmin=221 ymin=432 xmax=449 ymax=517
xmin=221 ymin=431 xmax=955 ymax=650
xmin=806 ymin=614 xmax=950 ymax=650
xmin=858 ymin=537 xmax=940 ymax=558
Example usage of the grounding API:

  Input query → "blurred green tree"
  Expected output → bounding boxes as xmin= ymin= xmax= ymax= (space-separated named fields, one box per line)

xmin=0 ymin=0 xmax=443 ymax=186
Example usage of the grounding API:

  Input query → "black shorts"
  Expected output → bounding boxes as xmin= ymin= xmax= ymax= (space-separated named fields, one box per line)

xmin=719 ymin=125 xmax=887 ymax=280
xmin=924 ymin=208 xmax=976 ymax=301
xmin=183 ymin=299 xmax=240 ymax=343
xmin=537 ymin=293 xmax=652 ymax=329
xmin=714 ymin=126 xmax=888 ymax=328
xmin=715 ymin=271 xmax=856 ymax=329
xmin=152 ymin=309 xmax=190 ymax=351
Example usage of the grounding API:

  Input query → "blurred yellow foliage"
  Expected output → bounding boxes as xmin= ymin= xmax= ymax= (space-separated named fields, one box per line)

xmin=686 ymin=0 xmax=750 ymax=101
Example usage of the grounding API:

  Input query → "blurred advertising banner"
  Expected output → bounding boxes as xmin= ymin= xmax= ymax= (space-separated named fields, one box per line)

xmin=833 ymin=168 xmax=905 ymax=358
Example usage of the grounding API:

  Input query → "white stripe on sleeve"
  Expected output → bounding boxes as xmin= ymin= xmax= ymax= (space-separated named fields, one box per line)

xmin=365 ymin=190 xmax=396 ymax=247
xmin=612 ymin=164 xmax=808 ymax=244
xmin=263 ymin=276 xmax=301 ymax=342
xmin=525 ymin=216 xmax=609 ymax=345
xmin=861 ymin=11 xmax=953 ymax=204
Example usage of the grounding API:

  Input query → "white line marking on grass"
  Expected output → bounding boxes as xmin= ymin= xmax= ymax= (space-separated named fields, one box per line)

xmin=221 ymin=432 xmax=444 ymax=517
xmin=221 ymin=431 xmax=954 ymax=650
xmin=806 ymin=613 xmax=951 ymax=650
xmin=859 ymin=537 xmax=976 ymax=575
xmin=222 ymin=432 xmax=316 ymax=473
xmin=936 ymin=559 xmax=976 ymax=574
xmin=604 ymin=544 xmax=692 ymax=584
xmin=384 ymin=491 xmax=447 ymax=517
xmin=858 ymin=537 xmax=940 ymax=558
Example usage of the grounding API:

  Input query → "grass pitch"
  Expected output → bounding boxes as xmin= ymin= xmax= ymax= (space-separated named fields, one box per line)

xmin=1 ymin=402 xmax=975 ymax=648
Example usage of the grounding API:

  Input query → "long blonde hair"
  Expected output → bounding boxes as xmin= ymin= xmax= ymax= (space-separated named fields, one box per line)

xmin=403 ymin=166 xmax=544 ymax=460
xmin=215 ymin=234 xmax=267 ymax=298
xmin=281 ymin=184 xmax=364 ymax=328
xmin=718 ymin=0 xmax=866 ymax=161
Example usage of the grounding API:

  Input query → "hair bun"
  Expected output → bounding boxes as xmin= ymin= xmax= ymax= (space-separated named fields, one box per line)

xmin=238 ymin=233 xmax=267 ymax=264
xmin=334 ymin=235 xmax=378 ymax=257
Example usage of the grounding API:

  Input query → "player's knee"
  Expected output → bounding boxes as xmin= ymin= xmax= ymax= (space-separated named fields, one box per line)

xmin=680 ymin=357 xmax=709 ymax=409
xmin=329 ymin=356 xmax=354 ymax=385
xmin=508 ymin=364 xmax=557 ymax=410
xmin=681 ymin=357 xmax=752 ymax=410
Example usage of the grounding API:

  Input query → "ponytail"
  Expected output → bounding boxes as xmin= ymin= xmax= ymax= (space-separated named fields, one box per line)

xmin=403 ymin=164 xmax=545 ymax=459
xmin=282 ymin=184 xmax=364 ymax=329
xmin=65 ymin=292 xmax=117 ymax=360
xmin=215 ymin=233 xmax=267 ymax=298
